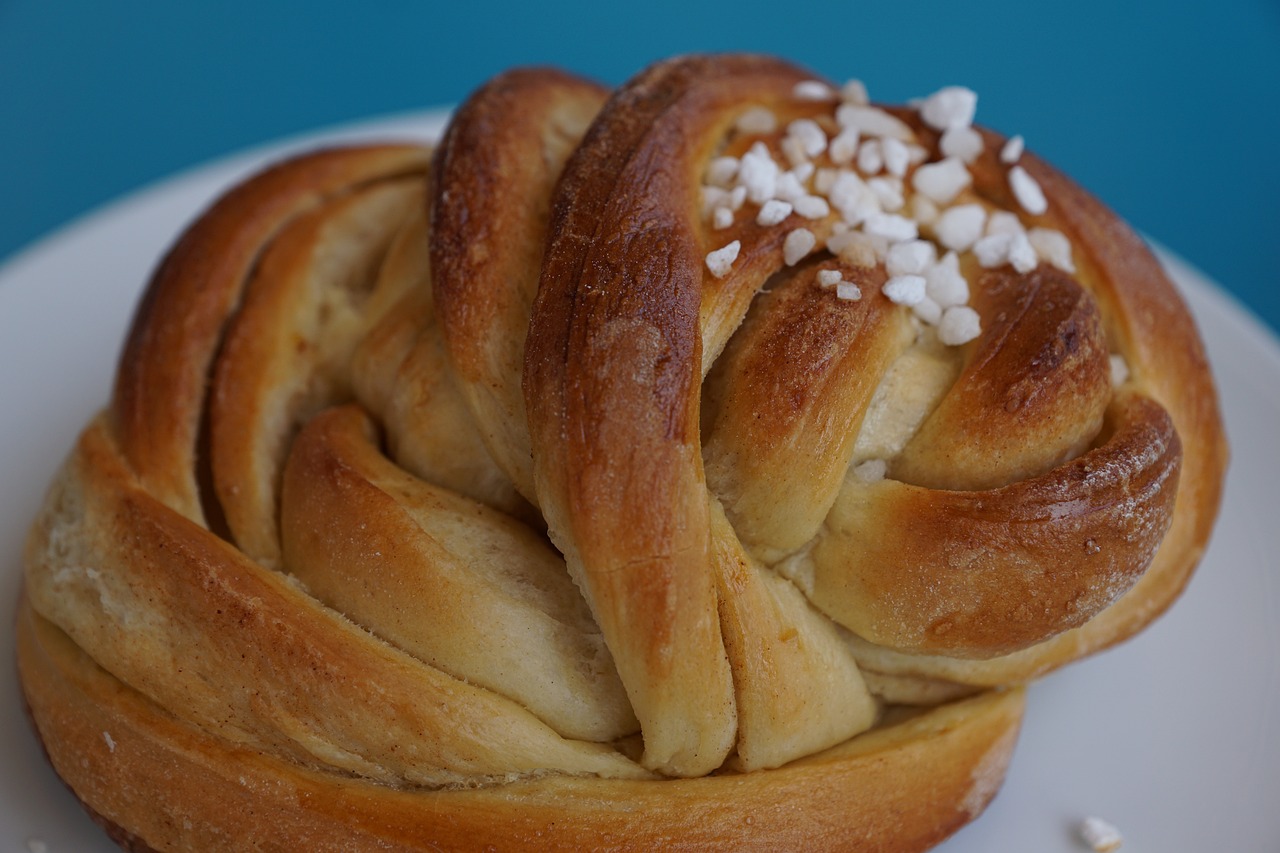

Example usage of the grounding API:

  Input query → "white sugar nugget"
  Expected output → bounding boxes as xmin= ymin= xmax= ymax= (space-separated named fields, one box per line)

xmin=836 ymin=281 xmax=863 ymax=301
xmin=756 ymin=199 xmax=794 ymax=226
xmin=985 ymin=209 xmax=1025 ymax=237
xmin=940 ymin=125 xmax=983 ymax=163
xmin=793 ymin=194 xmax=831 ymax=219
xmin=912 ymin=157 xmax=972 ymax=204
xmin=1078 ymin=816 xmax=1124 ymax=852
xmin=1007 ymin=231 xmax=1038 ymax=273
xmin=736 ymin=106 xmax=777 ymax=134
xmin=861 ymin=212 xmax=918 ymax=242
xmin=973 ymin=233 xmax=1012 ymax=268
xmin=787 ymin=118 xmax=828 ymax=158
xmin=1029 ymin=227 xmax=1075 ymax=272
xmin=829 ymin=127 xmax=859 ymax=165
xmin=884 ymin=274 xmax=927 ymax=306
xmin=737 ymin=142 xmax=780 ymax=204
xmin=827 ymin=229 xmax=885 ymax=267
xmin=912 ymin=296 xmax=942 ymax=325
xmin=705 ymin=240 xmax=741 ymax=278
xmin=938 ymin=305 xmax=982 ymax=345
xmin=829 ymin=170 xmax=880 ymax=224
xmin=774 ymin=169 xmax=808 ymax=203
xmin=1009 ymin=164 xmax=1048 ymax=215
xmin=836 ymin=104 xmax=915 ymax=140
xmin=934 ymin=203 xmax=987 ymax=251
xmin=857 ymin=139 xmax=884 ymax=175
xmin=781 ymin=135 xmax=810 ymax=169
xmin=1001 ymin=134 xmax=1025 ymax=164
xmin=882 ymin=137 xmax=910 ymax=177
xmin=705 ymin=156 xmax=739 ymax=187
xmin=885 ymin=239 xmax=936 ymax=277
xmin=841 ymin=79 xmax=870 ymax=105
xmin=919 ymin=86 xmax=978 ymax=130
xmin=973 ymin=231 xmax=1036 ymax=273
xmin=868 ymin=177 xmax=904 ymax=212
xmin=925 ymin=252 xmax=969 ymax=307
xmin=783 ymin=228 xmax=817 ymax=265
xmin=1110 ymin=353 xmax=1131 ymax=386
xmin=794 ymin=79 xmax=835 ymax=101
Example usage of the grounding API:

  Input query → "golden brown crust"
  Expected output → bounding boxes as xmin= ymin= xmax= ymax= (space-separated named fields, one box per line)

xmin=704 ymin=261 xmax=908 ymax=562
xmin=211 ymin=176 xmax=425 ymax=566
xmin=17 ymin=53 xmax=1227 ymax=851
xmin=25 ymin=414 xmax=645 ymax=785
xmin=833 ymin=120 xmax=1229 ymax=686
xmin=280 ymin=404 xmax=640 ymax=743
xmin=431 ymin=68 xmax=610 ymax=503
xmin=112 ymin=145 xmax=432 ymax=524
xmin=18 ymin=596 xmax=1025 ymax=852
xmin=525 ymin=53 xmax=862 ymax=777
xmin=813 ymin=392 xmax=1181 ymax=656
xmin=895 ymin=264 xmax=1111 ymax=491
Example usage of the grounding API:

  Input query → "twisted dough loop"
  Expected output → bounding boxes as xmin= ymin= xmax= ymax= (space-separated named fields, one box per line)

xmin=19 ymin=53 xmax=1226 ymax=850
xmin=525 ymin=54 xmax=884 ymax=777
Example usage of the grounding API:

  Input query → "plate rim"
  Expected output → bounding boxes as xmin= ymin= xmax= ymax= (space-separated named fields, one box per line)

xmin=1 ymin=109 xmax=1276 ymax=852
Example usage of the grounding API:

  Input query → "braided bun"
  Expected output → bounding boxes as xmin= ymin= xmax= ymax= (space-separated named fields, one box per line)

xmin=18 ymin=54 xmax=1226 ymax=851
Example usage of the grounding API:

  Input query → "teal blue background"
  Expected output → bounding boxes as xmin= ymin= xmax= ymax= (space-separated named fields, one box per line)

xmin=3 ymin=1 xmax=1278 ymax=333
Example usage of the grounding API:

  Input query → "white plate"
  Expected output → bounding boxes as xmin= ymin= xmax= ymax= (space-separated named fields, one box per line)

xmin=2 ymin=112 xmax=1277 ymax=852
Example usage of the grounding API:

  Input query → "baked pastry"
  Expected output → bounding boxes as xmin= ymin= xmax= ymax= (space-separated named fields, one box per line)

xmin=17 ymin=54 xmax=1227 ymax=851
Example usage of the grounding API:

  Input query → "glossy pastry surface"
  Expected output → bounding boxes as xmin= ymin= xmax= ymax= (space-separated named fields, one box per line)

xmin=18 ymin=54 xmax=1227 ymax=851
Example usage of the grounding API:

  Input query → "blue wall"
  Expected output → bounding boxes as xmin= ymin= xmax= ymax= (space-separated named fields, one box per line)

xmin=3 ymin=0 xmax=1278 ymax=332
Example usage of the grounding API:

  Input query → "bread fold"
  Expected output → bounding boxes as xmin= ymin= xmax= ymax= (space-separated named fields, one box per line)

xmin=18 ymin=54 xmax=1226 ymax=851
